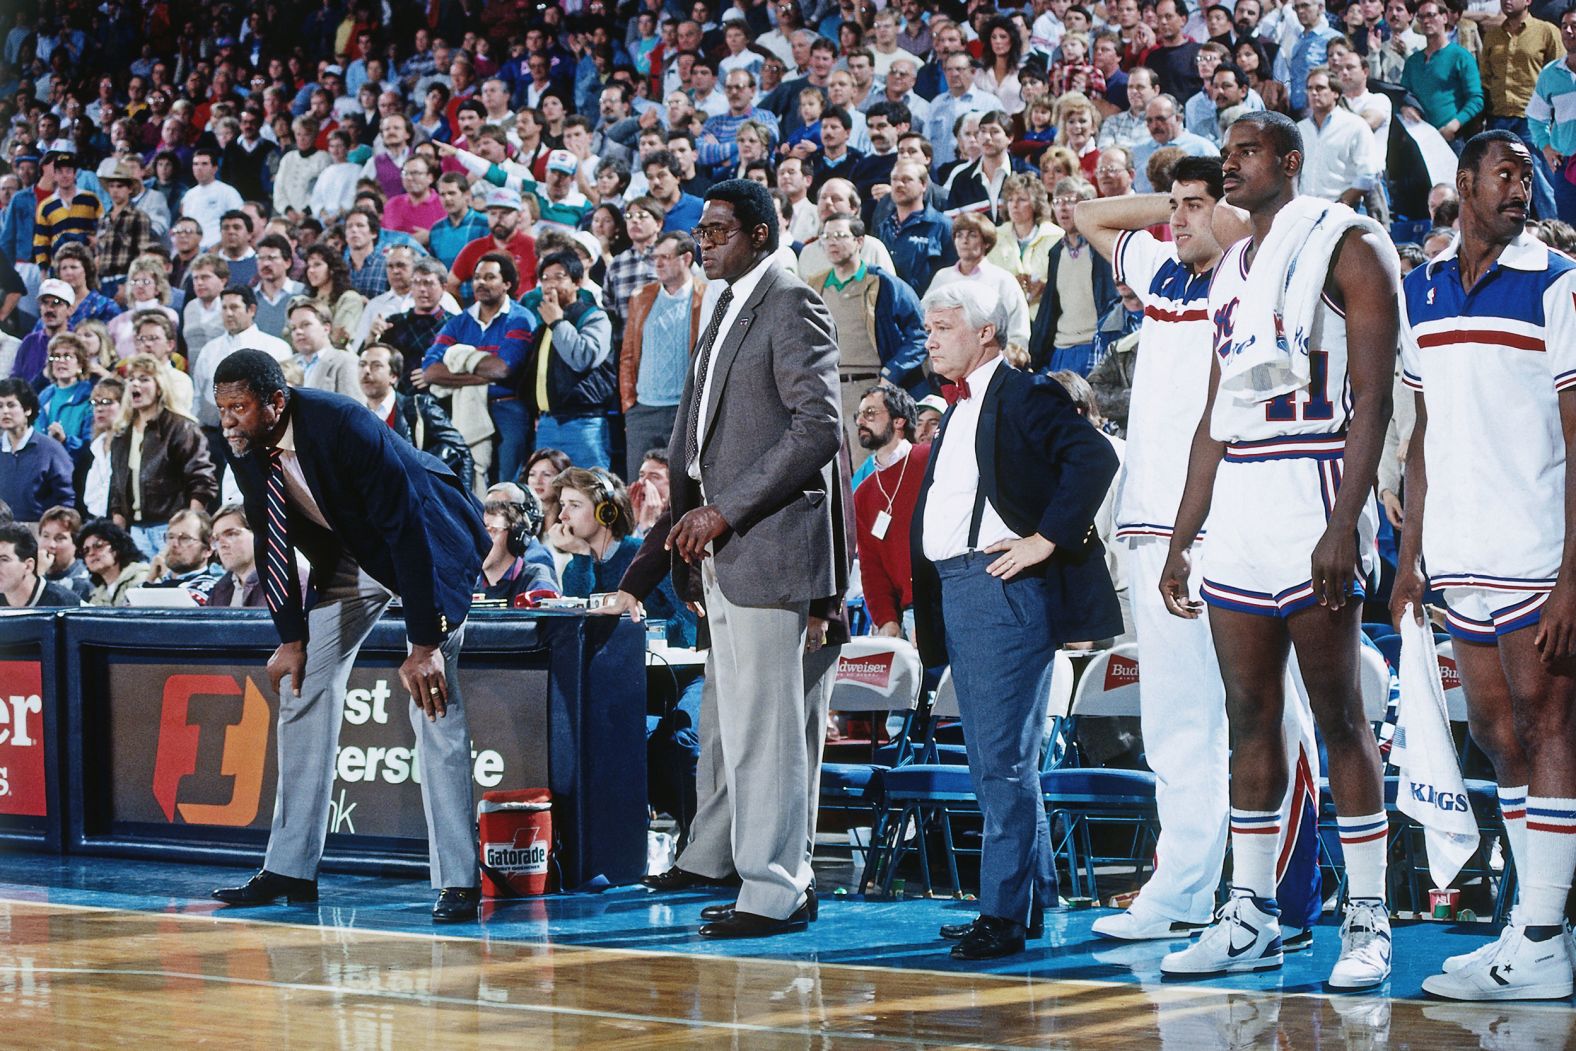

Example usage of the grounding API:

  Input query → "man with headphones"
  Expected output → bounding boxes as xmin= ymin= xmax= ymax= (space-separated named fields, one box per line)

xmin=550 ymin=467 xmax=693 ymax=641
xmin=476 ymin=484 xmax=559 ymax=604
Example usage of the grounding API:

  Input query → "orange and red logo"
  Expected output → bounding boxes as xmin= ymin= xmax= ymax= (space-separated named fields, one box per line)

xmin=151 ymin=675 xmax=270 ymax=826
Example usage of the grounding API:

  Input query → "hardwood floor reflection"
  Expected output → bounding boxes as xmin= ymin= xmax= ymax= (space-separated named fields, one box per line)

xmin=0 ymin=900 xmax=1567 ymax=1048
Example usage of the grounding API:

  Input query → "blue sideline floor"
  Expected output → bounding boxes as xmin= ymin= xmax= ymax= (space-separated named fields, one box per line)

xmin=0 ymin=852 xmax=1509 ymax=1001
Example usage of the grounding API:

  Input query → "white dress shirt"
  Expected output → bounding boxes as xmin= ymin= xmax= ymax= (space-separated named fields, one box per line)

xmin=1297 ymin=106 xmax=1380 ymax=202
xmin=688 ymin=253 xmax=778 ymax=481
xmin=921 ymin=354 xmax=1022 ymax=561
xmin=274 ymin=418 xmax=331 ymax=529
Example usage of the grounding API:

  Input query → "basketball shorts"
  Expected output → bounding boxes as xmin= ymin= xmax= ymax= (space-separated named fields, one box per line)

xmin=1439 ymin=583 xmax=1554 ymax=643
xmin=1199 ymin=434 xmax=1378 ymax=618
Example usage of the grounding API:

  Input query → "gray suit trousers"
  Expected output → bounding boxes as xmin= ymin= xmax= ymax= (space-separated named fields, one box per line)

xmin=674 ymin=559 xmax=834 ymax=919
xmin=263 ymin=560 xmax=478 ymax=888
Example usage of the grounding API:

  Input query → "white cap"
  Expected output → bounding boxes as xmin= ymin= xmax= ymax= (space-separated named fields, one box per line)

xmin=37 ymin=278 xmax=75 ymax=307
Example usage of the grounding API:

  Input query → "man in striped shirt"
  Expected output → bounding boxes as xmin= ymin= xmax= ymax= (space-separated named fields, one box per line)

xmin=1395 ymin=131 xmax=1576 ymax=1002
xmin=32 ymin=151 xmax=101 ymax=270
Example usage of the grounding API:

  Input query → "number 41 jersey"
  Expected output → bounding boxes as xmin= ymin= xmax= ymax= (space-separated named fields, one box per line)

xmin=1207 ymin=236 xmax=1353 ymax=445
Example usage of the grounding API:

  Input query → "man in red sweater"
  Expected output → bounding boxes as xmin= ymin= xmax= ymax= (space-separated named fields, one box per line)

xmin=852 ymin=385 xmax=930 ymax=639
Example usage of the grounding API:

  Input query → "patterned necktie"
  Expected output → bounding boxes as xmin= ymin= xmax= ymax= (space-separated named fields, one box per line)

xmin=686 ymin=286 xmax=734 ymax=470
xmin=263 ymin=448 xmax=302 ymax=616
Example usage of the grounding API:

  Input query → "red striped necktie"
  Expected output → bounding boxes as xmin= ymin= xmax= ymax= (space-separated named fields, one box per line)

xmin=263 ymin=448 xmax=303 ymax=616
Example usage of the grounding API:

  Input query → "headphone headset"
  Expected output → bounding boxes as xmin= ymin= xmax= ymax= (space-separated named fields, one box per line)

xmin=585 ymin=468 xmax=623 ymax=529
xmin=489 ymin=482 xmax=543 ymax=558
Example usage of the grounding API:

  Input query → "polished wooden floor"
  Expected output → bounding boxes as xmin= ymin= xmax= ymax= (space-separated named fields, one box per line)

xmin=1 ymin=897 xmax=1569 ymax=1049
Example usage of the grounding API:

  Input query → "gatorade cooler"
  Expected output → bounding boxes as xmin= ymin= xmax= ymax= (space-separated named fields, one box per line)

xmin=478 ymin=789 xmax=554 ymax=898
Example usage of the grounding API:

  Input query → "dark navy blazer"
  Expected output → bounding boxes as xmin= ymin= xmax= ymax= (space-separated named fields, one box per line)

xmin=230 ymin=387 xmax=489 ymax=647
xmin=910 ymin=362 xmax=1123 ymax=667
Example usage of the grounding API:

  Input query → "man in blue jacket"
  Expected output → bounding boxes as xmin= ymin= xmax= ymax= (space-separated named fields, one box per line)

xmin=209 ymin=351 xmax=490 ymax=923
xmin=876 ymin=160 xmax=956 ymax=297
xmin=911 ymin=281 xmax=1121 ymax=960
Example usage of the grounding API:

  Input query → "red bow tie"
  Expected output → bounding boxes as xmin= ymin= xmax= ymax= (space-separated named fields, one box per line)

xmin=942 ymin=378 xmax=972 ymax=406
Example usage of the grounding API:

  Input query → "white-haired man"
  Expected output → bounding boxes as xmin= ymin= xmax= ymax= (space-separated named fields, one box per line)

xmin=909 ymin=280 xmax=1122 ymax=960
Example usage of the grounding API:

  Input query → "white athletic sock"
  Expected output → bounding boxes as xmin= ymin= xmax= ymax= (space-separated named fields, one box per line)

xmin=1230 ymin=808 xmax=1282 ymax=899
xmin=1499 ymin=785 xmax=1529 ymax=906
xmin=1521 ymin=795 xmax=1576 ymax=927
xmin=1337 ymin=811 xmax=1389 ymax=903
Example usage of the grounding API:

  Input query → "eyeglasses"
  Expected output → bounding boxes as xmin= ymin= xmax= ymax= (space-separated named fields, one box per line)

xmin=81 ymin=540 xmax=110 ymax=555
xmin=166 ymin=533 xmax=204 ymax=547
xmin=134 ymin=333 xmax=165 ymax=344
xmin=1094 ymin=165 xmax=1129 ymax=175
xmin=821 ymin=232 xmax=856 ymax=242
xmin=130 ymin=276 xmax=156 ymax=287
xmin=1053 ymin=196 xmax=1083 ymax=206
xmin=91 ymin=397 xmax=118 ymax=407
xmin=691 ymin=223 xmax=741 ymax=246
xmin=48 ymin=353 xmax=77 ymax=362
xmin=855 ymin=407 xmax=888 ymax=421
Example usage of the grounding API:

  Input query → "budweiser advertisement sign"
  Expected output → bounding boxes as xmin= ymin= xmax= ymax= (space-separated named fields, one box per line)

xmin=836 ymin=652 xmax=894 ymax=690
xmin=0 ymin=660 xmax=47 ymax=817
xmin=1438 ymin=656 xmax=1462 ymax=694
xmin=1104 ymin=654 xmax=1141 ymax=692
xmin=109 ymin=661 xmax=549 ymax=840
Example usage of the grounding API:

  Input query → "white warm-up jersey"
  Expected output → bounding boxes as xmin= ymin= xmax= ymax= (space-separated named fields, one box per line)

xmin=1399 ymin=232 xmax=1576 ymax=591
xmin=1109 ymin=230 xmax=1216 ymax=540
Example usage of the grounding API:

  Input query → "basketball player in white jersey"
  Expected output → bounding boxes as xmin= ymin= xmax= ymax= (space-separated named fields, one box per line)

xmin=1077 ymin=158 xmax=1291 ymax=942
xmin=1393 ymin=131 xmax=1576 ymax=1001
xmin=1158 ymin=112 xmax=1400 ymax=989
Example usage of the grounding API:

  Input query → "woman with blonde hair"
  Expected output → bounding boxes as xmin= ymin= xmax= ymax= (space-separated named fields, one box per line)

xmin=107 ymin=254 xmax=181 ymax=359
xmin=989 ymin=173 xmax=1064 ymax=322
xmin=81 ymin=375 xmax=125 ymax=517
xmin=106 ymin=355 xmax=218 ymax=558
xmin=1053 ymin=92 xmax=1102 ymax=179
xmin=72 ymin=319 xmax=118 ymax=381
xmin=1038 ymin=145 xmax=1080 ymax=194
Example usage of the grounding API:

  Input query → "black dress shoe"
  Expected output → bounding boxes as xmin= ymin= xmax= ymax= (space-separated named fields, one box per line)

xmin=940 ymin=906 xmax=1043 ymax=941
xmin=701 ymin=886 xmax=818 ymax=923
xmin=432 ymin=887 xmax=480 ymax=923
xmin=698 ymin=893 xmax=816 ymax=938
xmin=950 ymin=915 xmax=1028 ymax=960
xmin=641 ymin=867 xmax=736 ymax=892
xmin=212 ymin=870 xmax=318 ymax=906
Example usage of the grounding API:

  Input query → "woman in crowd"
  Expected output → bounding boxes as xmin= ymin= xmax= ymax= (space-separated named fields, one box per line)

xmin=588 ymin=204 xmax=630 ymax=289
xmin=931 ymin=212 xmax=1033 ymax=364
xmin=1235 ymin=38 xmax=1289 ymax=115
xmin=79 ymin=375 xmax=124 ymax=517
xmin=73 ymin=319 xmax=118 ymax=381
xmin=80 ymin=518 xmax=152 ymax=607
xmin=732 ymin=120 xmax=773 ymax=181
xmin=36 ymin=332 xmax=96 ymax=460
xmin=107 ymin=255 xmax=181 ymax=359
xmin=976 ymin=15 xmax=1027 ymax=115
xmin=106 ymin=356 xmax=217 ymax=558
xmin=417 ymin=83 xmax=452 ymax=143
xmin=302 ymin=242 xmax=367 ymax=349
xmin=52 ymin=244 xmax=122 ymax=327
xmin=1055 ymin=92 xmax=1103 ymax=180
xmin=989 ymin=173 xmax=1063 ymax=324
xmin=524 ymin=447 xmax=574 ymax=574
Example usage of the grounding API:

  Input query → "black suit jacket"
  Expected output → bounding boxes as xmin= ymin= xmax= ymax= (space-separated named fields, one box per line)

xmin=910 ymin=362 xmax=1123 ymax=666
xmin=229 ymin=387 xmax=489 ymax=646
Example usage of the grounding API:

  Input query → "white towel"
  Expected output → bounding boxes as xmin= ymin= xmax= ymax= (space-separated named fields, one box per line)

xmin=1393 ymin=607 xmax=1479 ymax=890
xmin=1217 ymin=196 xmax=1388 ymax=404
xmin=432 ymin=343 xmax=497 ymax=493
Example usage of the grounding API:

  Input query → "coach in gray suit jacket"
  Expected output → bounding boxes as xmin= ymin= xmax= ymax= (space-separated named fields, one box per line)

xmin=640 ymin=179 xmax=842 ymax=937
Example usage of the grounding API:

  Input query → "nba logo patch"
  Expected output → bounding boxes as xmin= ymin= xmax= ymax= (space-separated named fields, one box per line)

xmin=1427 ymin=286 xmax=1436 ymax=305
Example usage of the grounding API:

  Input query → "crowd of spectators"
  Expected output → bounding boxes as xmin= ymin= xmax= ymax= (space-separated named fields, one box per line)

xmin=1 ymin=0 xmax=1575 ymax=628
